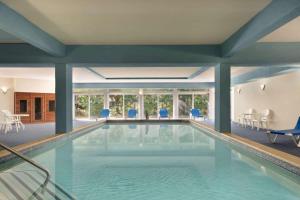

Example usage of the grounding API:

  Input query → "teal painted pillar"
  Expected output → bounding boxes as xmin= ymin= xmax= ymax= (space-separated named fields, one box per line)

xmin=55 ymin=63 xmax=73 ymax=134
xmin=215 ymin=64 xmax=231 ymax=133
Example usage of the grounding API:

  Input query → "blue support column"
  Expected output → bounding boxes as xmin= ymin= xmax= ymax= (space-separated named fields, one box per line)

xmin=215 ymin=64 xmax=231 ymax=133
xmin=55 ymin=63 xmax=73 ymax=134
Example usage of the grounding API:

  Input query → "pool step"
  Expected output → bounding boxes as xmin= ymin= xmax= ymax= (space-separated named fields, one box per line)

xmin=0 ymin=170 xmax=76 ymax=200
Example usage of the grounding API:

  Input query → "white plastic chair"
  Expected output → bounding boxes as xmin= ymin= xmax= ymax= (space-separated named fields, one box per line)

xmin=244 ymin=108 xmax=255 ymax=128
xmin=0 ymin=111 xmax=14 ymax=133
xmin=251 ymin=109 xmax=272 ymax=131
xmin=1 ymin=110 xmax=23 ymax=133
xmin=237 ymin=113 xmax=246 ymax=127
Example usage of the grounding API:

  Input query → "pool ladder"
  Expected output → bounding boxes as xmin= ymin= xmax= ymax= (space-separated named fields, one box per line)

xmin=0 ymin=142 xmax=76 ymax=200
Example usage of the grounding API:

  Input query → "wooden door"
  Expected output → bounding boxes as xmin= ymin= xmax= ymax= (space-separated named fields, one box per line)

xmin=31 ymin=93 xmax=45 ymax=123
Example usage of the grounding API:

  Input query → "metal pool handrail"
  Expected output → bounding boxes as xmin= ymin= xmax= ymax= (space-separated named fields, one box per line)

xmin=0 ymin=142 xmax=50 ymax=188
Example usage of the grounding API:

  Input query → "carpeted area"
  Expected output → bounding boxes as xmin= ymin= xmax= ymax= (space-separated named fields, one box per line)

xmin=200 ymin=120 xmax=300 ymax=157
xmin=0 ymin=120 xmax=93 ymax=147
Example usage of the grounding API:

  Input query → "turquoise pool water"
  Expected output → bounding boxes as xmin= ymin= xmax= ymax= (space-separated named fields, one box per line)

xmin=4 ymin=123 xmax=300 ymax=199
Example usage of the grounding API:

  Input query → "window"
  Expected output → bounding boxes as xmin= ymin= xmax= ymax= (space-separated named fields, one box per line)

xmin=90 ymin=95 xmax=104 ymax=118
xmin=109 ymin=95 xmax=123 ymax=118
xmin=20 ymin=100 xmax=27 ymax=113
xmin=124 ymin=95 xmax=138 ymax=115
xmin=75 ymin=95 xmax=89 ymax=118
xmin=178 ymin=95 xmax=192 ymax=118
xmin=159 ymin=94 xmax=173 ymax=118
xmin=144 ymin=95 xmax=157 ymax=118
xmin=48 ymin=100 xmax=55 ymax=112
xmin=194 ymin=94 xmax=209 ymax=116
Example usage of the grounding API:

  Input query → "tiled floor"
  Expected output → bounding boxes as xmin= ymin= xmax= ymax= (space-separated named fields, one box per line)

xmin=200 ymin=120 xmax=300 ymax=157
xmin=0 ymin=120 xmax=93 ymax=147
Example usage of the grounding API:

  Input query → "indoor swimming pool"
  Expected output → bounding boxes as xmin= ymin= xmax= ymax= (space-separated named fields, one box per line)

xmin=1 ymin=122 xmax=300 ymax=200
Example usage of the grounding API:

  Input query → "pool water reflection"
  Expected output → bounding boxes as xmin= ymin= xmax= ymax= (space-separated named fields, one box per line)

xmin=7 ymin=123 xmax=300 ymax=200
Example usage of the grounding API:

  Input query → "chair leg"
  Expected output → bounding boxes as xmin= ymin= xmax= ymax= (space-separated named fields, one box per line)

xmin=291 ymin=136 xmax=300 ymax=147
xmin=266 ymin=132 xmax=278 ymax=143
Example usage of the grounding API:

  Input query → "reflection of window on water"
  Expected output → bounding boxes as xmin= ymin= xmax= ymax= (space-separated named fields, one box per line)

xmin=109 ymin=95 xmax=123 ymax=118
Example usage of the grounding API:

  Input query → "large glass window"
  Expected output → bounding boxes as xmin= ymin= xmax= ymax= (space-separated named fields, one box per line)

xmin=90 ymin=95 xmax=104 ymax=119
xmin=109 ymin=95 xmax=124 ymax=118
xmin=124 ymin=95 xmax=138 ymax=115
xmin=75 ymin=95 xmax=89 ymax=118
xmin=159 ymin=94 xmax=173 ymax=118
xmin=194 ymin=94 xmax=209 ymax=116
xmin=178 ymin=95 xmax=192 ymax=118
xmin=144 ymin=95 xmax=158 ymax=118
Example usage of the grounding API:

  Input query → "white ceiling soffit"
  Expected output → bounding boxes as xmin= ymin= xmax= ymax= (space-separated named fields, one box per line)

xmin=231 ymin=67 xmax=258 ymax=77
xmin=0 ymin=66 xmax=263 ymax=83
xmin=0 ymin=0 xmax=270 ymax=45
xmin=89 ymin=67 xmax=199 ymax=78
xmin=260 ymin=16 xmax=300 ymax=42
xmin=0 ymin=67 xmax=54 ymax=80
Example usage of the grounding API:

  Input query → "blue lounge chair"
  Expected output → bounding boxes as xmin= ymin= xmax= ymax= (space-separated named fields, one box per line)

xmin=159 ymin=108 xmax=169 ymax=119
xmin=190 ymin=108 xmax=203 ymax=119
xmin=266 ymin=117 xmax=300 ymax=147
xmin=100 ymin=109 xmax=110 ymax=119
xmin=127 ymin=109 xmax=137 ymax=119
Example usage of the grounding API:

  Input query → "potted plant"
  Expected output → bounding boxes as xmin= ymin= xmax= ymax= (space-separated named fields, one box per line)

xmin=145 ymin=110 xmax=149 ymax=120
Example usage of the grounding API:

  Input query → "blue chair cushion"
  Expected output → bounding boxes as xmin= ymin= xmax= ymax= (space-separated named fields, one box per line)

xmin=159 ymin=109 xmax=169 ymax=118
xmin=270 ymin=117 xmax=300 ymax=135
xmin=100 ymin=109 xmax=110 ymax=118
xmin=128 ymin=109 xmax=137 ymax=118
xmin=191 ymin=108 xmax=202 ymax=118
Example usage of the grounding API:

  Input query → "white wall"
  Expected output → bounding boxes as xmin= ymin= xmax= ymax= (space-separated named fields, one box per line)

xmin=0 ymin=77 xmax=14 ymax=114
xmin=0 ymin=78 xmax=55 ymax=116
xmin=233 ymin=71 xmax=300 ymax=129
xmin=14 ymin=78 xmax=55 ymax=93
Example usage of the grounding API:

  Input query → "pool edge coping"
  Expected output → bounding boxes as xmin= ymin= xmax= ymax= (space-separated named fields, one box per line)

xmin=190 ymin=120 xmax=300 ymax=175
xmin=0 ymin=120 xmax=106 ymax=163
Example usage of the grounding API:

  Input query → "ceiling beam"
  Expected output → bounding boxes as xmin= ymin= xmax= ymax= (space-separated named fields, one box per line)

xmin=222 ymin=0 xmax=300 ymax=57
xmin=0 ymin=2 xmax=65 ymax=56
xmin=86 ymin=67 xmax=106 ymax=79
xmin=188 ymin=67 xmax=211 ymax=79
xmin=231 ymin=66 xmax=299 ymax=85
xmin=73 ymin=82 xmax=214 ymax=89
xmin=1 ymin=43 xmax=300 ymax=66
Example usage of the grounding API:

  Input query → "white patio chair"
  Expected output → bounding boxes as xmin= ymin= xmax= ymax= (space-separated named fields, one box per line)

xmin=1 ymin=110 xmax=23 ymax=133
xmin=0 ymin=111 xmax=14 ymax=133
xmin=244 ymin=108 xmax=255 ymax=128
xmin=251 ymin=109 xmax=272 ymax=131
xmin=237 ymin=113 xmax=246 ymax=127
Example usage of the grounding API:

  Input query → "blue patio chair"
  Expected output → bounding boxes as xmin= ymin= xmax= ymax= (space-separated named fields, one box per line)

xmin=99 ymin=109 xmax=110 ymax=119
xmin=159 ymin=108 xmax=169 ymax=119
xmin=127 ymin=109 xmax=137 ymax=119
xmin=266 ymin=117 xmax=300 ymax=147
xmin=190 ymin=108 xmax=203 ymax=119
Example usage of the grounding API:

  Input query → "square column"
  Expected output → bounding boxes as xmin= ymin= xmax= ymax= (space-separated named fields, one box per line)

xmin=215 ymin=64 xmax=231 ymax=133
xmin=55 ymin=63 xmax=73 ymax=134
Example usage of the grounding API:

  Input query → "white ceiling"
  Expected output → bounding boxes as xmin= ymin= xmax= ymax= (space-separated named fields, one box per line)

xmin=0 ymin=67 xmax=258 ymax=83
xmin=0 ymin=0 xmax=270 ymax=45
xmin=90 ymin=67 xmax=199 ymax=78
xmin=260 ymin=16 xmax=300 ymax=42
